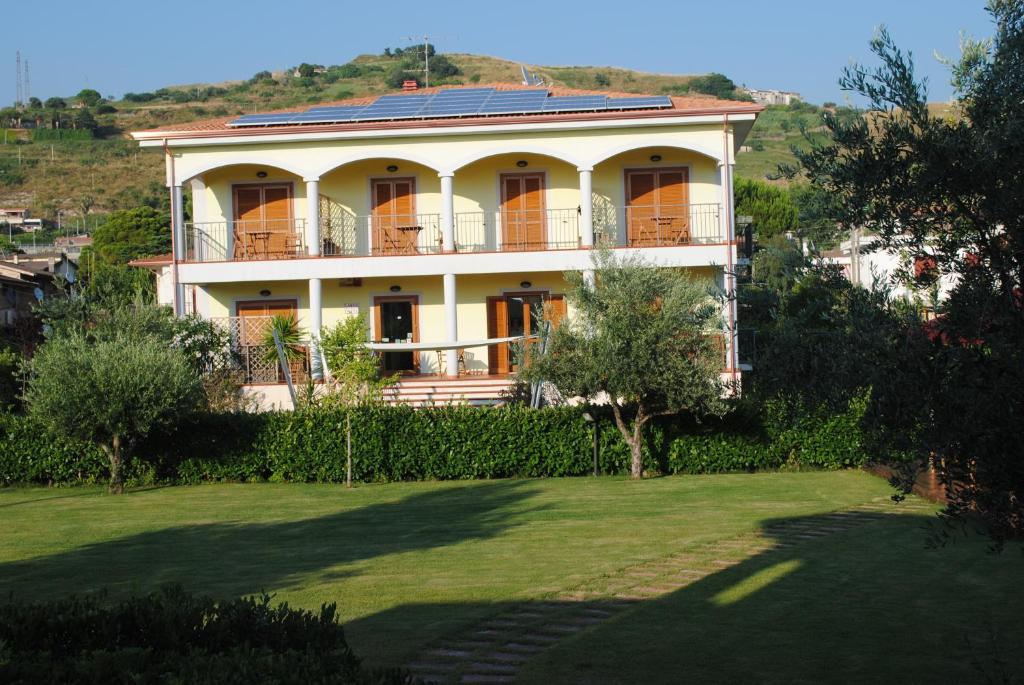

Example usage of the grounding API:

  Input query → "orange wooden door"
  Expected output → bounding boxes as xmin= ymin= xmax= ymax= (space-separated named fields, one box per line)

xmin=625 ymin=169 xmax=690 ymax=246
xmin=486 ymin=296 xmax=510 ymax=374
xmin=486 ymin=292 xmax=566 ymax=375
xmin=500 ymin=173 xmax=546 ymax=250
xmin=233 ymin=184 xmax=294 ymax=258
xmin=372 ymin=178 xmax=417 ymax=255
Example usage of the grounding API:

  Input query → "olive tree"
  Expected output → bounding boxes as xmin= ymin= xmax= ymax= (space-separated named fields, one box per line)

xmin=787 ymin=1 xmax=1024 ymax=545
xmin=25 ymin=333 xmax=202 ymax=493
xmin=521 ymin=250 xmax=728 ymax=478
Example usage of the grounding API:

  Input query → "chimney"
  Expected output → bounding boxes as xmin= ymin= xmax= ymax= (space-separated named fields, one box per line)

xmin=48 ymin=256 xmax=56 ymax=272
xmin=402 ymin=79 xmax=419 ymax=91
xmin=12 ymin=253 xmax=18 ymax=264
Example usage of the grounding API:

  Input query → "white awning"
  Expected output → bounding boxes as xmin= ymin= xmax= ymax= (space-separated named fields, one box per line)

xmin=363 ymin=335 xmax=534 ymax=352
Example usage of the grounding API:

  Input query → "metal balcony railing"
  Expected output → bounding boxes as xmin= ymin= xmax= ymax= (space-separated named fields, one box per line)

xmin=182 ymin=203 xmax=724 ymax=263
xmin=320 ymin=213 xmax=443 ymax=257
xmin=455 ymin=208 xmax=581 ymax=252
xmin=186 ymin=219 xmax=307 ymax=262
xmin=594 ymin=203 xmax=723 ymax=247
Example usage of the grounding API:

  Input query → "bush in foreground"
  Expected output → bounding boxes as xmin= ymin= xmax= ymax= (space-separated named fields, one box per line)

xmin=0 ymin=585 xmax=412 ymax=684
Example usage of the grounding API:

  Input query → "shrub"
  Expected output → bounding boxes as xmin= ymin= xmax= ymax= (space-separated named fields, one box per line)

xmin=0 ymin=585 xmax=410 ymax=684
xmin=0 ymin=399 xmax=878 ymax=487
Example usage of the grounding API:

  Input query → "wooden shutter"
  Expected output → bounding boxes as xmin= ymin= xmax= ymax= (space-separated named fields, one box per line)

xmin=486 ymin=296 xmax=509 ymax=375
xmin=626 ymin=171 xmax=657 ymax=246
xmin=372 ymin=178 xmax=417 ymax=254
xmin=500 ymin=173 xmax=546 ymax=250
xmin=625 ymin=169 xmax=690 ymax=245
xmin=657 ymin=169 xmax=690 ymax=243
xmin=546 ymin=294 xmax=567 ymax=329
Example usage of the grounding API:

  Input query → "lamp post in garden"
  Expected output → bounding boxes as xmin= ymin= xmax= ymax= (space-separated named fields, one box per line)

xmin=583 ymin=410 xmax=599 ymax=477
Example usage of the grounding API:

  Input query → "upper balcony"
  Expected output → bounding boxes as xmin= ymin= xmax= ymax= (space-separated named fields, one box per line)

xmin=184 ymin=203 xmax=723 ymax=262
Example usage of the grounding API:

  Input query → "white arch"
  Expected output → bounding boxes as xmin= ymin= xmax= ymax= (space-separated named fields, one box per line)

xmin=586 ymin=139 xmax=722 ymax=168
xmin=449 ymin=144 xmax=584 ymax=174
xmin=179 ymin=155 xmax=311 ymax=184
xmin=311 ymin=151 xmax=443 ymax=179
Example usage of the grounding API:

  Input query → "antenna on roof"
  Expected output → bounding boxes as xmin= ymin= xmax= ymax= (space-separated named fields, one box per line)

xmin=403 ymin=34 xmax=454 ymax=89
xmin=520 ymin=65 xmax=543 ymax=87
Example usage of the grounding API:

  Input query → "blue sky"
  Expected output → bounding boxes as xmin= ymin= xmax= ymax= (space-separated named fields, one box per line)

xmin=5 ymin=0 xmax=993 ymax=105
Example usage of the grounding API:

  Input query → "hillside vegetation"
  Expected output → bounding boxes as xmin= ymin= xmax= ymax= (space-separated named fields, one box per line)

xmin=0 ymin=49 xmax=823 ymax=220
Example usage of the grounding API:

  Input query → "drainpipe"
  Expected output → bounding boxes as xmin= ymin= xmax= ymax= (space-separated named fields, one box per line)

xmin=722 ymin=115 xmax=738 ymax=386
xmin=163 ymin=139 xmax=182 ymax=316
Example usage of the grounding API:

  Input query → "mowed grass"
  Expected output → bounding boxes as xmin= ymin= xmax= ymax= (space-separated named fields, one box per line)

xmin=1 ymin=472 xmax=1020 ymax=681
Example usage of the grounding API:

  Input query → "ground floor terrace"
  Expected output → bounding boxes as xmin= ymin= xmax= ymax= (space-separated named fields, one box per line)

xmin=2 ymin=474 xmax=1020 ymax=683
xmin=190 ymin=266 xmax=734 ymax=407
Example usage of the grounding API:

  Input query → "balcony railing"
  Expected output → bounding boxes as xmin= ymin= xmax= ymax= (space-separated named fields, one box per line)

xmin=187 ymin=219 xmax=307 ymax=262
xmin=594 ymin=203 xmax=722 ymax=247
xmin=183 ymin=204 xmax=723 ymax=262
xmin=321 ymin=213 xmax=443 ymax=257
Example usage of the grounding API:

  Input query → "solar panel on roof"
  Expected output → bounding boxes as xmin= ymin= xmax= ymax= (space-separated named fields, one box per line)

xmin=479 ymin=90 xmax=549 ymax=114
xmin=229 ymin=113 xmax=295 ymax=126
xmin=607 ymin=96 xmax=672 ymax=110
xmin=541 ymin=96 xmax=609 ymax=113
xmin=227 ymin=88 xmax=672 ymax=127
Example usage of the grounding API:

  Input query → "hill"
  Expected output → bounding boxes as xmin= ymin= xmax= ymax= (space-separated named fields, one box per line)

xmin=0 ymin=50 xmax=819 ymax=225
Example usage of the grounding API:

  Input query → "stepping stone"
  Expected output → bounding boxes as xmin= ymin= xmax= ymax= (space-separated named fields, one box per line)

xmin=484 ymin=651 xmax=531 ymax=663
xmin=428 ymin=648 xmax=474 ymax=658
xmin=408 ymin=661 xmax=457 ymax=672
xmin=517 ymin=633 xmax=562 ymax=644
xmin=580 ymin=607 xmax=615 ymax=618
xmin=561 ymin=614 xmax=606 ymax=625
xmin=461 ymin=675 xmax=515 ymax=684
xmin=503 ymin=642 xmax=545 ymax=653
xmin=541 ymin=623 xmax=584 ymax=634
xmin=468 ymin=662 xmax=517 ymax=673
xmin=481 ymin=619 xmax=524 ymax=629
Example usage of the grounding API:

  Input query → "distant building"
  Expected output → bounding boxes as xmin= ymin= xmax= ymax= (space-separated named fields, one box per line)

xmin=818 ymin=230 xmax=957 ymax=316
xmin=20 ymin=219 xmax=44 ymax=232
xmin=744 ymin=89 xmax=802 ymax=106
xmin=0 ymin=253 xmax=76 ymax=327
xmin=54 ymin=234 xmax=93 ymax=252
xmin=0 ymin=208 xmax=30 ymax=226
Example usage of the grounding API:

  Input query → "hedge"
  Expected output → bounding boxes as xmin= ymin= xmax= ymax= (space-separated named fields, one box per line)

xmin=0 ymin=400 xmax=874 ymax=487
xmin=0 ymin=585 xmax=409 ymax=684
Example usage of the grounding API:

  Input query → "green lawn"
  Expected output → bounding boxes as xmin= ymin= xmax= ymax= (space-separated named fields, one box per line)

xmin=1 ymin=473 xmax=1021 ymax=682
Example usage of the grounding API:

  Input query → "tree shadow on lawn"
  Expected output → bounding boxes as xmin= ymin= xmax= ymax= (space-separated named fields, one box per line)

xmin=348 ymin=508 xmax=1024 ymax=683
xmin=0 ymin=480 xmax=542 ymax=605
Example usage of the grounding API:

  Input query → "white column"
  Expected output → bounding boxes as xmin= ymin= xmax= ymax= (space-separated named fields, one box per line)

xmin=309 ymin=278 xmax=323 ymax=379
xmin=719 ymin=159 xmax=739 ymax=374
xmin=440 ymin=173 xmax=455 ymax=252
xmin=583 ymin=269 xmax=596 ymax=290
xmin=578 ymin=168 xmax=594 ymax=248
xmin=171 ymin=183 xmax=186 ymax=316
xmin=443 ymin=273 xmax=459 ymax=377
xmin=305 ymin=178 xmax=320 ymax=256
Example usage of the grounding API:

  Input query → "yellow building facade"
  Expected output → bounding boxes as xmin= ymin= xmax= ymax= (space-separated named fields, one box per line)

xmin=133 ymin=85 xmax=760 ymax=406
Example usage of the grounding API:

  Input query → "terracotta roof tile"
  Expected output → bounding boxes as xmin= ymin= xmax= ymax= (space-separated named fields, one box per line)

xmin=133 ymin=82 xmax=760 ymax=138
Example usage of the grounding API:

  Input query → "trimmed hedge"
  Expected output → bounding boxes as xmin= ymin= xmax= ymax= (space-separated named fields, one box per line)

xmin=0 ymin=585 xmax=409 ymax=684
xmin=0 ymin=400 xmax=874 ymax=487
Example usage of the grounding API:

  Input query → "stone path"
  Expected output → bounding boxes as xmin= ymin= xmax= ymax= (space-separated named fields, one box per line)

xmin=407 ymin=497 xmax=937 ymax=684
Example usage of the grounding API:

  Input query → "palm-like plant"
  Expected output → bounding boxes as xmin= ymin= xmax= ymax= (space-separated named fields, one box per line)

xmin=261 ymin=314 xmax=306 ymax=366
